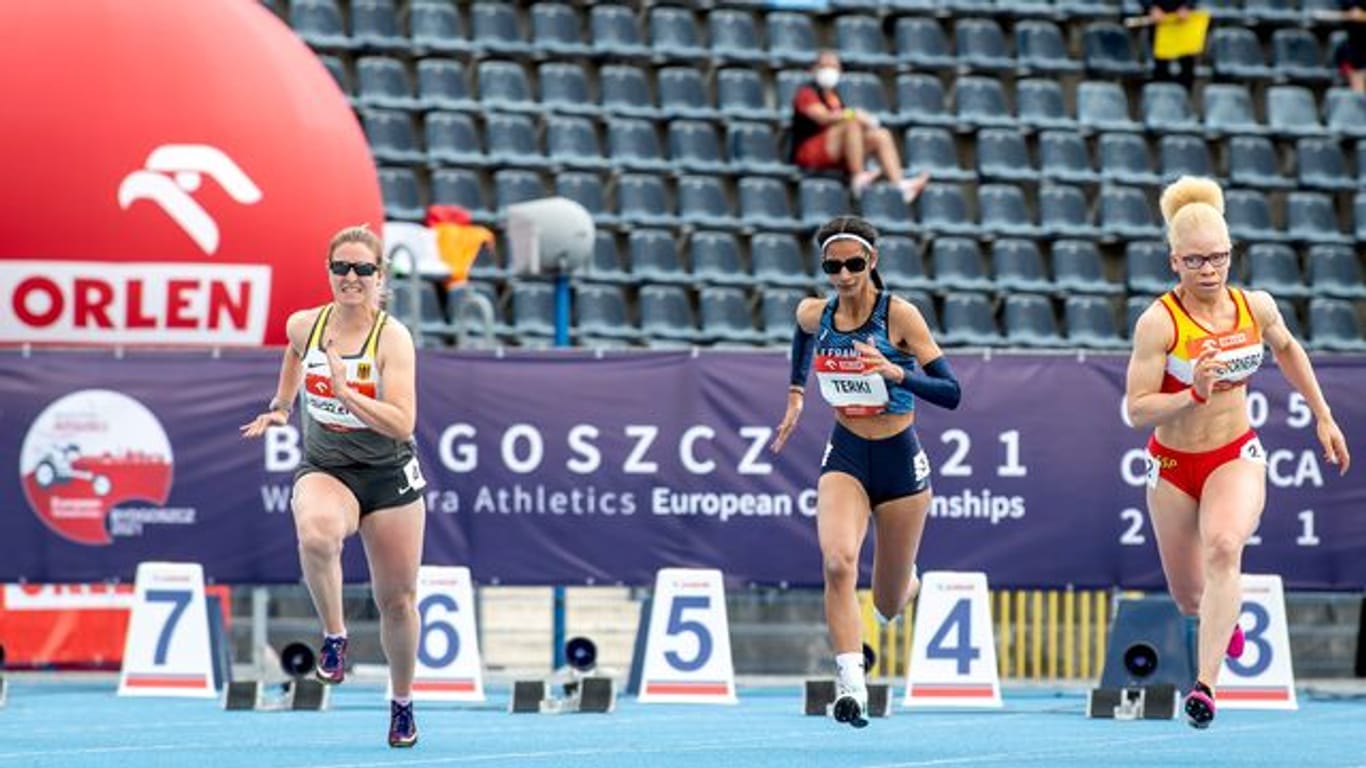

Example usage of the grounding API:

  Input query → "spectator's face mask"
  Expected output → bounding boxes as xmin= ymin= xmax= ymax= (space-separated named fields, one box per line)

xmin=814 ymin=67 xmax=840 ymax=90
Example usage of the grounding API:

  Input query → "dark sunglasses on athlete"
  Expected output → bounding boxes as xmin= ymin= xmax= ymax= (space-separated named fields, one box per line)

xmin=329 ymin=260 xmax=380 ymax=277
xmin=820 ymin=256 xmax=869 ymax=275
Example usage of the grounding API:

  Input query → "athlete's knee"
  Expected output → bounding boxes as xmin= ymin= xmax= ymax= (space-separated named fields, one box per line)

xmin=375 ymin=585 xmax=416 ymax=620
xmin=823 ymin=550 xmax=859 ymax=586
xmin=296 ymin=520 xmax=345 ymax=560
xmin=1202 ymin=532 xmax=1244 ymax=571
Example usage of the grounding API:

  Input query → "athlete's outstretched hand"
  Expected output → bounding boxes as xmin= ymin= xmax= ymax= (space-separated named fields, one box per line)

xmin=1316 ymin=417 xmax=1351 ymax=476
xmin=770 ymin=389 xmax=804 ymax=453
xmin=240 ymin=410 xmax=288 ymax=438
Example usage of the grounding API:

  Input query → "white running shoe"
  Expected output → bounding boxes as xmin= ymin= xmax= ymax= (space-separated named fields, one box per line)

xmin=832 ymin=677 xmax=869 ymax=729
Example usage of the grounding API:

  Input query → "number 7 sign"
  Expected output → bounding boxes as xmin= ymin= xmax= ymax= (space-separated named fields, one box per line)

xmin=637 ymin=568 xmax=737 ymax=704
xmin=118 ymin=561 xmax=216 ymax=698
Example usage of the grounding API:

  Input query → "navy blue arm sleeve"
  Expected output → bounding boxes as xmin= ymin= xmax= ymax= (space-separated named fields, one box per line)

xmin=897 ymin=355 xmax=961 ymax=410
xmin=789 ymin=326 xmax=814 ymax=388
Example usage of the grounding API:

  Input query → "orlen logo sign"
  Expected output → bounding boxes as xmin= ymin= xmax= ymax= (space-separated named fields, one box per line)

xmin=0 ymin=1 xmax=383 ymax=346
xmin=19 ymin=390 xmax=177 ymax=546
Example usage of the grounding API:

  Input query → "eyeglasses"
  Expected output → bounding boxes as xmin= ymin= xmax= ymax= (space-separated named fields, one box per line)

xmin=1178 ymin=251 xmax=1231 ymax=270
xmin=820 ymin=257 xmax=869 ymax=275
xmin=329 ymin=260 xmax=379 ymax=277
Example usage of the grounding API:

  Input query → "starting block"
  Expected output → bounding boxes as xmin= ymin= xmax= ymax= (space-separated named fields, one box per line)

xmin=510 ymin=637 xmax=616 ymax=715
xmin=803 ymin=643 xmax=891 ymax=718
xmin=223 ymin=642 xmax=330 ymax=712
xmin=1087 ymin=684 xmax=1178 ymax=720
xmin=0 ymin=644 xmax=7 ymax=708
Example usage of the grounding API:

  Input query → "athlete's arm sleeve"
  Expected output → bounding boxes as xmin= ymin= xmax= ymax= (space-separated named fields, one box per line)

xmin=790 ymin=326 xmax=815 ymax=389
xmin=896 ymin=355 xmax=961 ymax=410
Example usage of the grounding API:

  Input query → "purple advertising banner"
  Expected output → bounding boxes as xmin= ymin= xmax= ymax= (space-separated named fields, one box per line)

xmin=0 ymin=350 xmax=1361 ymax=589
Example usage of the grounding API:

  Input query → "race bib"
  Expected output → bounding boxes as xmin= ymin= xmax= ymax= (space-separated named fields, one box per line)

xmin=1239 ymin=437 xmax=1267 ymax=466
xmin=814 ymin=354 xmax=888 ymax=417
xmin=1185 ymin=329 xmax=1263 ymax=384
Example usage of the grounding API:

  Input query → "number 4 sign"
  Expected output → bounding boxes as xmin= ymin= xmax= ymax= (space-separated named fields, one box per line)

xmin=118 ymin=561 xmax=216 ymax=698
xmin=637 ymin=568 xmax=737 ymax=704
xmin=1219 ymin=573 xmax=1297 ymax=710
xmin=903 ymin=571 xmax=1002 ymax=708
xmin=403 ymin=566 xmax=485 ymax=702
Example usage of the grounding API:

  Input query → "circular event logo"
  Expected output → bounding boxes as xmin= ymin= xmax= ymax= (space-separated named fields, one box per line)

xmin=0 ymin=1 xmax=382 ymax=347
xmin=20 ymin=390 xmax=174 ymax=546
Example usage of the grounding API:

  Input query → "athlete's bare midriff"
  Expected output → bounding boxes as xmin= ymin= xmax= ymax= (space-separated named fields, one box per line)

xmin=1154 ymin=389 xmax=1252 ymax=452
xmin=837 ymin=410 xmax=915 ymax=441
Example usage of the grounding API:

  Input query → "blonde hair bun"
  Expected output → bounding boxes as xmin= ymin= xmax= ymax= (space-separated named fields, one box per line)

xmin=1159 ymin=176 xmax=1224 ymax=223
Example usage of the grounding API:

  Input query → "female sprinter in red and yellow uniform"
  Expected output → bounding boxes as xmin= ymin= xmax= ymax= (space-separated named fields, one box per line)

xmin=1125 ymin=176 xmax=1350 ymax=729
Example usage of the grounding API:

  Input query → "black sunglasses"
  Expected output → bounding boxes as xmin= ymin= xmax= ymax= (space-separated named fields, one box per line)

xmin=329 ymin=260 xmax=379 ymax=277
xmin=821 ymin=257 xmax=869 ymax=275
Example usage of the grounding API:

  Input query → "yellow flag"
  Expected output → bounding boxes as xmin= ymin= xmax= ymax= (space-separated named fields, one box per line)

xmin=1154 ymin=9 xmax=1211 ymax=60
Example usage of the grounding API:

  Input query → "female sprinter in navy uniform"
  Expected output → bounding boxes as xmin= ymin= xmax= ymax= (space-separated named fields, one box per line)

xmin=771 ymin=215 xmax=961 ymax=728
xmin=241 ymin=225 xmax=426 ymax=748
xmin=1126 ymin=176 xmax=1350 ymax=729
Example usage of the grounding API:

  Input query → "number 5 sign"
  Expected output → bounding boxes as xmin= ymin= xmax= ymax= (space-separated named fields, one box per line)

xmin=903 ymin=571 xmax=1002 ymax=708
xmin=404 ymin=566 xmax=485 ymax=702
xmin=118 ymin=561 xmax=216 ymax=698
xmin=637 ymin=568 xmax=737 ymax=704
xmin=1218 ymin=573 xmax=1297 ymax=710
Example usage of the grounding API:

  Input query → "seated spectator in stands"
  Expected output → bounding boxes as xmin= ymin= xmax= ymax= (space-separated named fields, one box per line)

xmin=790 ymin=50 xmax=930 ymax=202
xmin=1142 ymin=0 xmax=1198 ymax=90
xmin=1340 ymin=1 xmax=1366 ymax=93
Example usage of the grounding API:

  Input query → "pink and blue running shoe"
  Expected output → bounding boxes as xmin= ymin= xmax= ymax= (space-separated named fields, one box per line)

xmin=315 ymin=636 xmax=348 ymax=685
xmin=1184 ymin=681 xmax=1216 ymax=729
xmin=389 ymin=700 xmax=418 ymax=748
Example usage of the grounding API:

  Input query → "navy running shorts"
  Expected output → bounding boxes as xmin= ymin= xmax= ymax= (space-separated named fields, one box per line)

xmin=296 ymin=456 xmax=426 ymax=515
xmin=820 ymin=422 xmax=931 ymax=506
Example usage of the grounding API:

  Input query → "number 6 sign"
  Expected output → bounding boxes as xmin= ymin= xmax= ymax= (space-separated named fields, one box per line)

xmin=1218 ymin=574 xmax=1297 ymax=710
xmin=637 ymin=568 xmax=737 ymax=704
xmin=404 ymin=566 xmax=485 ymax=702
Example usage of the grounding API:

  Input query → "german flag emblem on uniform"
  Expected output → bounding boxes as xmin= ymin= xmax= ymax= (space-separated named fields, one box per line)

xmin=357 ymin=362 xmax=371 ymax=380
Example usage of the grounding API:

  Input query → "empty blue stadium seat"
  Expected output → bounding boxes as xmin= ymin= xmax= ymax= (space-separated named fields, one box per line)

xmin=739 ymin=177 xmax=801 ymax=232
xmin=639 ymin=285 xmax=701 ymax=343
xmin=895 ymin=17 xmax=957 ymax=72
xmin=905 ymin=128 xmax=974 ymax=182
xmin=590 ymin=5 xmax=650 ymax=57
xmin=1267 ymin=86 xmax=1328 ymax=138
xmin=1065 ymin=296 xmax=1125 ymax=349
xmin=1271 ymin=28 xmax=1330 ymax=83
xmin=760 ymin=287 xmax=811 ymax=342
xmin=700 ymin=287 xmax=763 ymax=343
xmin=709 ymin=9 xmax=766 ymax=65
xmin=1202 ymin=85 xmax=1265 ymax=137
xmin=1286 ymin=191 xmax=1352 ymax=245
xmin=658 ymin=67 xmax=717 ymax=121
xmin=425 ymin=111 xmax=485 ymax=168
xmin=290 ymin=0 xmax=354 ymax=50
xmin=555 ymin=172 xmax=615 ymax=227
xmin=410 ymin=1 xmax=470 ymax=54
xmin=1126 ymin=295 xmax=1156 ymax=338
xmin=1323 ymin=88 xmax=1366 ymax=139
xmin=1295 ymin=138 xmax=1355 ymax=191
xmin=1246 ymin=243 xmax=1308 ymax=297
xmin=1016 ymin=20 xmax=1081 ymax=74
xmin=955 ymin=18 xmax=1014 ymax=72
xmin=476 ymin=60 xmax=537 ymax=113
xmin=648 ymin=6 xmax=707 ymax=60
xmin=1082 ymin=22 xmax=1144 ymax=78
xmin=669 ymin=122 xmax=727 ymax=175
xmin=1225 ymin=188 xmax=1284 ymax=243
xmin=1243 ymin=0 xmax=1301 ymax=25
xmin=1141 ymin=82 xmax=1200 ymax=134
xmin=539 ymin=62 xmax=597 ymax=116
xmin=1078 ymin=81 xmax=1141 ymax=133
xmin=940 ymin=292 xmax=1002 ymax=346
xmin=546 ymin=115 xmax=608 ymax=170
xmin=751 ymin=234 xmax=812 ymax=287
xmin=717 ymin=69 xmax=776 ymax=122
xmin=431 ymin=169 xmax=491 ymax=222
xmin=979 ymin=184 xmax=1042 ymax=239
xmin=617 ymin=174 xmax=677 ymax=228
xmin=1098 ymin=132 xmax=1159 ymax=186
xmin=877 ymin=236 xmax=931 ymax=290
xmin=836 ymin=14 xmax=896 ymax=67
xmin=1158 ymin=134 xmax=1213 ymax=182
xmin=586 ymin=232 xmax=631 ymax=284
xmin=1306 ymin=245 xmax=1366 ymax=299
xmin=1038 ymin=131 xmax=1100 ymax=185
xmin=607 ymin=118 xmax=670 ymax=173
xmin=574 ymin=283 xmax=639 ymax=341
xmin=767 ymin=11 xmax=818 ymax=66
xmin=1017 ymin=79 xmax=1078 ymax=131
xmin=600 ymin=65 xmax=659 ymax=119
xmin=1209 ymin=27 xmax=1273 ymax=80
xmin=628 ymin=229 xmax=689 ymax=283
xmin=931 ymin=237 xmax=993 ymax=292
xmin=356 ymin=56 xmax=419 ymax=110
xmin=918 ymin=185 xmax=980 ymax=237
xmin=416 ymin=59 xmax=476 ymax=112
xmin=677 ymin=175 xmax=740 ymax=230
xmin=993 ymin=239 xmax=1054 ymax=294
xmin=859 ymin=184 xmax=916 ymax=236
xmin=485 ymin=113 xmax=547 ymax=169
xmin=1003 ymin=294 xmax=1063 ymax=348
xmin=690 ymin=231 xmax=753 ymax=286
xmin=1125 ymin=240 xmax=1173 ymax=294
xmin=1039 ymin=185 xmax=1101 ymax=239
xmin=899 ymin=289 xmax=939 ymax=332
xmin=378 ymin=167 xmax=424 ymax=221
xmin=896 ymin=74 xmax=954 ymax=128
xmin=1054 ymin=239 xmax=1121 ymax=294
xmin=1099 ymin=186 xmax=1160 ymax=240
xmin=471 ymin=4 xmax=532 ymax=57
xmin=799 ymin=178 xmax=851 ymax=228
xmin=728 ymin=122 xmax=788 ymax=176
xmin=1307 ymin=298 xmax=1366 ymax=351
xmin=977 ymin=130 xmax=1039 ymax=183
xmin=956 ymin=76 xmax=1015 ymax=130
xmin=510 ymin=281 xmax=556 ymax=338
xmin=493 ymin=169 xmax=547 ymax=211
xmin=530 ymin=2 xmax=591 ymax=57
xmin=361 ymin=110 xmax=423 ymax=165
xmin=1228 ymin=135 xmax=1291 ymax=190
